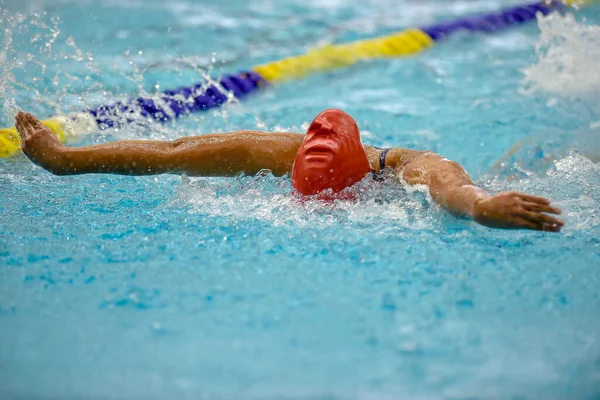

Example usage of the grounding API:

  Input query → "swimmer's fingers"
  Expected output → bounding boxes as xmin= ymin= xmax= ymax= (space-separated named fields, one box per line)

xmin=522 ymin=201 xmax=562 ymax=215
xmin=15 ymin=111 xmax=28 ymax=140
xmin=516 ymin=193 xmax=551 ymax=205
xmin=515 ymin=216 xmax=562 ymax=232
xmin=517 ymin=209 xmax=564 ymax=230
xmin=473 ymin=191 xmax=564 ymax=232
xmin=515 ymin=193 xmax=564 ymax=231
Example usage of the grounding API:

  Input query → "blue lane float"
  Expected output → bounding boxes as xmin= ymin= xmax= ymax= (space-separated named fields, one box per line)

xmin=90 ymin=71 xmax=266 ymax=129
xmin=421 ymin=1 xmax=561 ymax=40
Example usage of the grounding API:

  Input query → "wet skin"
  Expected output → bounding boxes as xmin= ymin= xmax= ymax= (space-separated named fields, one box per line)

xmin=15 ymin=110 xmax=564 ymax=232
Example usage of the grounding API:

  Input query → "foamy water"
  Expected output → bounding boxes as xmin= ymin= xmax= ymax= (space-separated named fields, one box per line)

xmin=170 ymin=170 xmax=441 ymax=231
xmin=522 ymin=12 xmax=600 ymax=98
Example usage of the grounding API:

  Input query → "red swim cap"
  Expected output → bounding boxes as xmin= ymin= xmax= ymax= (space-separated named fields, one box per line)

xmin=292 ymin=109 xmax=371 ymax=196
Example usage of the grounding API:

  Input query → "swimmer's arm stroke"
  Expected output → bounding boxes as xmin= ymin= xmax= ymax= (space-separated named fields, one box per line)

xmin=391 ymin=150 xmax=564 ymax=232
xmin=16 ymin=111 xmax=302 ymax=177
xmin=16 ymin=111 xmax=564 ymax=231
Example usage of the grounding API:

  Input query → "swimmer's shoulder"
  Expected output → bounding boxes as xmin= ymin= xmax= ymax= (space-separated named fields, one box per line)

xmin=364 ymin=145 xmax=427 ymax=171
xmin=387 ymin=148 xmax=429 ymax=168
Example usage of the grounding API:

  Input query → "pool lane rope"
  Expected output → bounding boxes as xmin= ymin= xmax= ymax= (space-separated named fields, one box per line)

xmin=0 ymin=0 xmax=595 ymax=157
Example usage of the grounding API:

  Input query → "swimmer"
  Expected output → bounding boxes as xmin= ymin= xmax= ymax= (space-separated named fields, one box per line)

xmin=14 ymin=109 xmax=564 ymax=232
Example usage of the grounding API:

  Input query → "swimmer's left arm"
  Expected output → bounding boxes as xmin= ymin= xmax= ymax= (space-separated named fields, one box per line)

xmin=15 ymin=111 xmax=302 ymax=177
xmin=394 ymin=151 xmax=564 ymax=232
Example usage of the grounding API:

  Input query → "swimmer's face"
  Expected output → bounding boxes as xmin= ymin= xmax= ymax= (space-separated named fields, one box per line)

xmin=292 ymin=109 xmax=371 ymax=196
xmin=302 ymin=109 xmax=362 ymax=165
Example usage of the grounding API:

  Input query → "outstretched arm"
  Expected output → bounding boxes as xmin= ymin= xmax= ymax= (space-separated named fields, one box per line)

xmin=15 ymin=111 xmax=303 ymax=177
xmin=16 ymin=112 xmax=564 ymax=231
xmin=395 ymin=150 xmax=564 ymax=232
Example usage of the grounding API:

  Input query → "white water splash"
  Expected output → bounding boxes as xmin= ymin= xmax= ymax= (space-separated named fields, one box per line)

xmin=169 ymin=171 xmax=440 ymax=231
xmin=170 ymin=151 xmax=600 ymax=233
xmin=522 ymin=12 xmax=600 ymax=98
xmin=0 ymin=9 xmax=256 ymax=139
xmin=498 ymin=12 xmax=600 ymax=174
xmin=0 ymin=10 xmax=20 ymax=120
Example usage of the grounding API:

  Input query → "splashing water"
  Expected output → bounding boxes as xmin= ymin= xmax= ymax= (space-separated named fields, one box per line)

xmin=170 ymin=169 xmax=442 ymax=231
xmin=0 ymin=8 xmax=262 ymax=142
xmin=492 ymin=9 xmax=600 ymax=230
xmin=0 ymin=10 xmax=19 ymax=119
xmin=491 ymin=11 xmax=600 ymax=176
xmin=522 ymin=12 xmax=600 ymax=98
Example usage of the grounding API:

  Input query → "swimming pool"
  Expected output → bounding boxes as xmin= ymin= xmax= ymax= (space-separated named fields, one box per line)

xmin=1 ymin=0 xmax=599 ymax=399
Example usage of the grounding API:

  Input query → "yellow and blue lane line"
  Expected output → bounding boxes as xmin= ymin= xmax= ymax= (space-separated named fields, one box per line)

xmin=0 ymin=0 xmax=595 ymax=157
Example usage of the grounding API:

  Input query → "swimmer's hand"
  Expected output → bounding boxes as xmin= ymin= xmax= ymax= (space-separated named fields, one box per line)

xmin=472 ymin=191 xmax=564 ymax=232
xmin=15 ymin=111 xmax=64 ymax=173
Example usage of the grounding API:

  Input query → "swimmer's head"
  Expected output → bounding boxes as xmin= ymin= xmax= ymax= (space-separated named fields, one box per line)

xmin=292 ymin=108 xmax=371 ymax=196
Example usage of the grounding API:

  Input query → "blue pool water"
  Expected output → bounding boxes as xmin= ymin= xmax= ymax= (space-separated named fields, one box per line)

xmin=1 ymin=1 xmax=600 ymax=399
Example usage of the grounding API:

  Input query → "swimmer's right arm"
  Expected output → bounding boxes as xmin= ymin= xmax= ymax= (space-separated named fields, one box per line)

xmin=16 ymin=111 xmax=303 ymax=177
xmin=392 ymin=149 xmax=565 ymax=232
